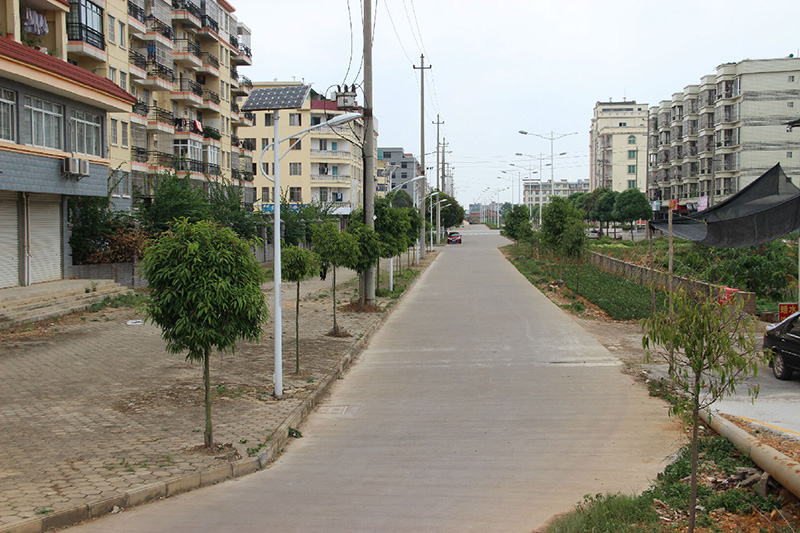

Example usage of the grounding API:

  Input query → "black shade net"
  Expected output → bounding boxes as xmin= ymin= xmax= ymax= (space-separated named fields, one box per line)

xmin=650 ymin=163 xmax=800 ymax=248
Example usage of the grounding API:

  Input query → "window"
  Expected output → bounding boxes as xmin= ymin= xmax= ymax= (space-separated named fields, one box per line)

xmin=110 ymin=170 xmax=130 ymax=197
xmin=790 ymin=75 xmax=796 ymax=82
xmin=107 ymin=15 xmax=115 ymax=43
xmin=0 ymin=88 xmax=16 ymax=142
xmin=627 ymin=135 xmax=636 ymax=144
xmin=289 ymin=187 xmax=302 ymax=202
xmin=789 ymin=102 xmax=795 ymax=108
xmin=319 ymin=139 xmax=327 ymax=150
xmin=628 ymin=150 xmax=636 ymax=159
xmin=289 ymin=113 xmax=301 ymax=126
xmin=120 ymin=71 xmax=127 ymax=91
xmin=627 ymin=180 xmax=637 ymax=189
xmin=331 ymin=141 xmax=338 ymax=151
xmin=121 ymin=121 xmax=128 ymax=147
xmin=174 ymin=138 xmax=202 ymax=161
xmin=118 ymin=21 xmax=125 ymax=48
xmin=109 ymin=67 xmax=117 ymax=84
xmin=261 ymin=186 xmax=270 ymax=202
xmin=261 ymin=138 xmax=270 ymax=150
xmin=289 ymin=162 xmax=302 ymax=175
xmin=401 ymin=162 xmax=408 ymax=168
xmin=263 ymin=113 xmax=273 ymax=126
xmin=627 ymin=165 xmax=636 ymax=174
xmin=67 ymin=0 xmax=104 ymax=49
xmin=110 ymin=118 xmax=118 ymax=145
xmin=319 ymin=187 xmax=328 ymax=202
xmin=619 ymin=122 xmax=627 ymax=127
xmin=311 ymin=116 xmax=321 ymax=125
xmin=383 ymin=151 xmax=391 ymax=158
xmin=788 ymin=152 xmax=794 ymax=158
xmin=331 ymin=165 xmax=338 ymax=176
xmin=70 ymin=109 xmax=103 ymax=155
xmin=401 ymin=172 xmax=407 ymax=180
xmin=289 ymin=137 xmax=301 ymax=150
xmin=26 ymin=97 xmax=64 ymax=149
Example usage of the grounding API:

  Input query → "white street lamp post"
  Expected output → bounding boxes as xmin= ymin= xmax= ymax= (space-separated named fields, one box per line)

xmin=387 ymin=175 xmax=425 ymax=288
xmin=519 ymin=130 xmax=578 ymax=205
xmin=259 ymin=111 xmax=361 ymax=398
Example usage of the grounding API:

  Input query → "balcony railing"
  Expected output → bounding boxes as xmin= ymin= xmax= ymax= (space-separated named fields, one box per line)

xmin=132 ymin=100 xmax=148 ymax=117
xmin=173 ymin=157 xmax=204 ymax=173
xmin=238 ymin=44 xmax=252 ymax=59
xmin=172 ymin=0 xmax=201 ymax=19
xmin=147 ymin=106 xmax=174 ymax=124
xmin=229 ymin=33 xmax=239 ymax=48
xmin=129 ymin=49 xmax=147 ymax=70
xmin=240 ymin=139 xmax=255 ymax=151
xmin=148 ymin=62 xmax=175 ymax=83
xmin=205 ymin=163 xmax=221 ymax=176
xmin=67 ymin=23 xmax=105 ymax=50
xmin=131 ymin=147 xmax=149 ymax=163
xmin=238 ymin=75 xmax=252 ymax=89
xmin=128 ymin=1 xmax=145 ymax=23
xmin=231 ymin=135 xmax=240 ymax=146
xmin=148 ymin=151 xmax=175 ymax=168
xmin=242 ymin=112 xmax=255 ymax=123
xmin=174 ymin=38 xmax=202 ymax=58
xmin=203 ymin=126 xmax=220 ymax=140
xmin=146 ymin=16 xmax=173 ymax=40
xmin=231 ymin=103 xmax=240 ymax=114
xmin=201 ymin=52 xmax=219 ymax=69
xmin=201 ymin=15 xmax=219 ymax=33
xmin=203 ymin=90 xmax=220 ymax=105
xmin=175 ymin=78 xmax=203 ymax=97
xmin=230 ymin=67 xmax=238 ymax=80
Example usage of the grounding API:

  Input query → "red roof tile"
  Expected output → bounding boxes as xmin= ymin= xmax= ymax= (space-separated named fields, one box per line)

xmin=218 ymin=0 xmax=235 ymax=13
xmin=0 ymin=36 xmax=137 ymax=105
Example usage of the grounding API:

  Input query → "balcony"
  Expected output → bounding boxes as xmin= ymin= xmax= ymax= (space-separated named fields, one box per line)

xmin=201 ymin=89 xmax=220 ymax=112
xmin=129 ymin=50 xmax=148 ymax=79
xmin=173 ymin=117 xmax=203 ymax=135
xmin=203 ymin=126 xmax=221 ymax=143
xmin=67 ymin=23 xmax=106 ymax=61
xmin=233 ymin=43 xmax=252 ymax=66
xmin=171 ymin=78 xmax=203 ymax=106
xmin=230 ymin=67 xmax=239 ymax=85
xmin=141 ymin=62 xmax=175 ymax=91
xmin=172 ymin=0 xmax=202 ymax=27
xmin=144 ymin=16 xmax=173 ymax=42
xmin=311 ymin=149 xmax=349 ymax=159
xmin=128 ymin=1 xmax=146 ymax=34
xmin=198 ymin=15 xmax=219 ymax=38
xmin=147 ymin=107 xmax=175 ymax=133
xmin=173 ymin=39 xmax=202 ymax=68
xmin=311 ymin=173 xmax=351 ymax=183
xmin=205 ymin=163 xmax=221 ymax=176
xmin=173 ymin=157 xmax=204 ymax=174
xmin=239 ymin=138 xmax=255 ymax=152
xmin=131 ymin=147 xmax=149 ymax=164
xmin=148 ymin=151 xmax=176 ymax=170
xmin=199 ymin=52 xmax=220 ymax=76
xmin=131 ymin=100 xmax=148 ymax=125
xmin=229 ymin=33 xmax=239 ymax=49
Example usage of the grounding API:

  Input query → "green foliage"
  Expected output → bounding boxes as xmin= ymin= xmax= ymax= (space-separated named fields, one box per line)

xmin=280 ymin=202 xmax=333 ymax=246
xmin=206 ymin=182 xmax=261 ymax=240
xmin=141 ymin=219 xmax=268 ymax=446
xmin=281 ymin=245 xmax=318 ymax=283
xmin=137 ymin=172 xmax=209 ymax=234
xmin=613 ymin=188 xmax=652 ymax=226
xmin=346 ymin=220 xmax=381 ymax=276
xmin=642 ymin=289 xmax=768 ymax=531
xmin=390 ymin=189 xmax=414 ymax=208
xmin=67 ymin=196 xmax=146 ymax=264
xmin=502 ymin=204 xmax=533 ymax=243
xmin=546 ymin=492 xmax=661 ymax=532
xmin=311 ymin=221 xmax=359 ymax=333
xmin=374 ymin=196 xmax=412 ymax=258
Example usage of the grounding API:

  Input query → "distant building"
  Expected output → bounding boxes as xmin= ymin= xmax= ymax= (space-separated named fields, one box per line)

xmin=589 ymin=100 xmax=649 ymax=193
xmin=648 ymin=57 xmax=800 ymax=209
xmin=377 ymin=147 xmax=421 ymax=196
xmin=523 ymin=179 xmax=590 ymax=213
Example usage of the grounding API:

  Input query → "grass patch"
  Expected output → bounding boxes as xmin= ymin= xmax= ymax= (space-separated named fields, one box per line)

xmin=88 ymin=290 xmax=148 ymax=313
xmin=377 ymin=268 xmax=419 ymax=299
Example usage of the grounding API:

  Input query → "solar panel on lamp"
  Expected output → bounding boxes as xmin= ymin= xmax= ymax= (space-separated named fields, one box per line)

xmin=241 ymin=85 xmax=311 ymax=111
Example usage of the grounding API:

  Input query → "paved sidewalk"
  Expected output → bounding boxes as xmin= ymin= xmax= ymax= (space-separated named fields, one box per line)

xmin=0 ymin=255 xmax=431 ymax=533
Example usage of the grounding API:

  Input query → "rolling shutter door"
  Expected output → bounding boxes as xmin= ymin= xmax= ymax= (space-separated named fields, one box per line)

xmin=0 ymin=192 xmax=19 ymax=288
xmin=29 ymin=194 xmax=62 ymax=284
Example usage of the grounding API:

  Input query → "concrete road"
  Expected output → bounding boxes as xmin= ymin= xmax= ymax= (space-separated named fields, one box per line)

xmin=70 ymin=225 xmax=682 ymax=533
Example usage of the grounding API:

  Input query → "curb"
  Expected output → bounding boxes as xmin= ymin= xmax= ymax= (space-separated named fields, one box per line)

xmin=700 ymin=409 xmax=800 ymax=500
xmin=2 ymin=253 xmax=437 ymax=533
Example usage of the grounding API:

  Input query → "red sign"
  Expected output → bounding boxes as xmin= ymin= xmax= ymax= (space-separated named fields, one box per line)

xmin=668 ymin=199 xmax=679 ymax=210
xmin=779 ymin=302 xmax=799 ymax=321
xmin=718 ymin=286 xmax=741 ymax=305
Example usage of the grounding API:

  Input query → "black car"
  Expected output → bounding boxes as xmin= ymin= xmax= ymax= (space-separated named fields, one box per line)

xmin=762 ymin=311 xmax=800 ymax=380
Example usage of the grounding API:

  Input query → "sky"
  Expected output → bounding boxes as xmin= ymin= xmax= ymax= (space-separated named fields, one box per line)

xmin=231 ymin=0 xmax=800 ymax=207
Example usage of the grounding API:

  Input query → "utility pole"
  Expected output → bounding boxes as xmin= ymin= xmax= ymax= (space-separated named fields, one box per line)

xmin=414 ymin=55 xmax=430 ymax=260
xmin=362 ymin=0 xmax=375 ymax=304
xmin=433 ymin=115 xmax=444 ymax=244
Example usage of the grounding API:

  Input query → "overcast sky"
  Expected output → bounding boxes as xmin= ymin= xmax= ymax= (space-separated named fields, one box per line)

xmin=232 ymin=0 xmax=800 ymax=206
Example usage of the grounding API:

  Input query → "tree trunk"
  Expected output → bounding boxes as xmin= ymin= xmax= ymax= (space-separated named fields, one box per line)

xmin=332 ymin=267 xmax=338 ymax=334
xmin=376 ymin=258 xmax=381 ymax=293
xmin=203 ymin=348 xmax=212 ymax=447
xmin=295 ymin=280 xmax=300 ymax=374
xmin=688 ymin=372 xmax=702 ymax=533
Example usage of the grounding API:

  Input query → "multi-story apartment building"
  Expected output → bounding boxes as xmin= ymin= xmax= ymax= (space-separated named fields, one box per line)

xmin=239 ymin=82 xmax=375 ymax=217
xmin=66 ymin=0 xmax=256 ymax=210
xmin=648 ymin=57 xmax=800 ymax=209
xmin=523 ymin=179 xmax=590 ymax=214
xmin=377 ymin=146 xmax=421 ymax=194
xmin=589 ymin=100 xmax=648 ymax=192
xmin=1 ymin=1 xmax=136 ymax=288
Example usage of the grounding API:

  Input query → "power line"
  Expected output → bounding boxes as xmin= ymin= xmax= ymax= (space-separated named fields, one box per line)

xmin=381 ymin=0 xmax=414 ymax=65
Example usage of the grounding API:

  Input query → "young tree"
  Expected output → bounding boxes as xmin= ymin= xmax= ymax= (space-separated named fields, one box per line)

xmin=592 ymin=190 xmax=619 ymax=237
xmin=282 ymin=245 xmax=319 ymax=373
xmin=503 ymin=204 xmax=532 ymax=244
xmin=642 ymin=290 xmax=768 ymax=533
xmin=137 ymin=171 xmax=209 ymax=234
xmin=311 ymin=221 xmax=359 ymax=335
xmin=541 ymin=196 xmax=582 ymax=278
xmin=206 ymin=182 xmax=262 ymax=240
xmin=373 ymin=197 xmax=412 ymax=291
xmin=142 ymin=219 xmax=269 ymax=447
xmin=391 ymin=189 xmax=415 ymax=209
xmin=560 ymin=217 xmax=586 ymax=294
xmin=613 ymin=188 xmax=652 ymax=240
xmin=346 ymin=220 xmax=381 ymax=307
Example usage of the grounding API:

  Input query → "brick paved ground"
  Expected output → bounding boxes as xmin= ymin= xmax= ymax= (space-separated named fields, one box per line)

xmin=0 ymin=256 xmax=432 ymax=532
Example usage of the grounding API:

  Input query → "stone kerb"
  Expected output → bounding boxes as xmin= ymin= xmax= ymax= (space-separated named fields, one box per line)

xmin=588 ymin=252 xmax=757 ymax=315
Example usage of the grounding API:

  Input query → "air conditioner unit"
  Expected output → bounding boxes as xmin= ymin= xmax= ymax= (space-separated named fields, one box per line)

xmin=78 ymin=159 xmax=90 ymax=176
xmin=63 ymin=157 xmax=79 ymax=175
